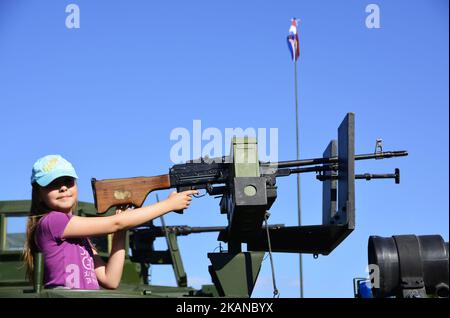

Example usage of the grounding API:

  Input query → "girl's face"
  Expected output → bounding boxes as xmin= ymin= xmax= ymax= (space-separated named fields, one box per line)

xmin=39 ymin=176 xmax=78 ymax=213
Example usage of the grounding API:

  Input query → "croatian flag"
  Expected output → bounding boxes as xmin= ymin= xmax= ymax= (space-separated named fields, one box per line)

xmin=287 ymin=18 xmax=300 ymax=61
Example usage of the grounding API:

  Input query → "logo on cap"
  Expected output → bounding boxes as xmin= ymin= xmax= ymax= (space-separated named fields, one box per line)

xmin=42 ymin=157 xmax=59 ymax=173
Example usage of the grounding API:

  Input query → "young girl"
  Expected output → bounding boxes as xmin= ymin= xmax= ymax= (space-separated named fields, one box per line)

xmin=23 ymin=154 xmax=197 ymax=290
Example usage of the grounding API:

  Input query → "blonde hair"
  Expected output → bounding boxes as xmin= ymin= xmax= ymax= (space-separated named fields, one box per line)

xmin=22 ymin=182 xmax=78 ymax=282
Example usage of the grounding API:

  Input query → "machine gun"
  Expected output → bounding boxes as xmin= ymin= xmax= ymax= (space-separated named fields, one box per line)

xmin=91 ymin=113 xmax=408 ymax=296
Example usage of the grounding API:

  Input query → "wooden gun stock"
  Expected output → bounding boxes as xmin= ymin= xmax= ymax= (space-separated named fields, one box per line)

xmin=91 ymin=175 xmax=171 ymax=213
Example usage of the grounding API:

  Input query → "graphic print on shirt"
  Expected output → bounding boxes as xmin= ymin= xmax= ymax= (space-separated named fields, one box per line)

xmin=64 ymin=243 xmax=98 ymax=288
xmin=79 ymin=244 xmax=98 ymax=286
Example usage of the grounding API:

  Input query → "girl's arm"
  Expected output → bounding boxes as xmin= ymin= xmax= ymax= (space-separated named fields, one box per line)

xmin=92 ymin=230 xmax=126 ymax=289
xmin=62 ymin=190 xmax=197 ymax=238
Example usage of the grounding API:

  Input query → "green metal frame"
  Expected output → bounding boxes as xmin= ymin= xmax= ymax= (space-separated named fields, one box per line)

xmin=208 ymin=137 xmax=265 ymax=297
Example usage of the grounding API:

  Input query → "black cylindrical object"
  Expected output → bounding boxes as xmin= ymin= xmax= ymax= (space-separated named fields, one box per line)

xmin=368 ymin=235 xmax=449 ymax=298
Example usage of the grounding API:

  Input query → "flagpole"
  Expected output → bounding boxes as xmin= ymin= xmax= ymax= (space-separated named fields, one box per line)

xmin=294 ymin=51 xmax=304 ymax=299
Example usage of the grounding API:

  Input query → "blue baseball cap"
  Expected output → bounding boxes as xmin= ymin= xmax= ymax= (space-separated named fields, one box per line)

xmin=31 ymin=155 xmax=78 ymax=187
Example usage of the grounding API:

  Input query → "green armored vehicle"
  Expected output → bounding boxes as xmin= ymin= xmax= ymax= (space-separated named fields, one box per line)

xmin=0 ymin=200 xmax=220 ymax=298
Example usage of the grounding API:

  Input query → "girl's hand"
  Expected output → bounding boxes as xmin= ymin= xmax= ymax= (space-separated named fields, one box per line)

xmin=166 ymin=190 xmax=198 ymax=211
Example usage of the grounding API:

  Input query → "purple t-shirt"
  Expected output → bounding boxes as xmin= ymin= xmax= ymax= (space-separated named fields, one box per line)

xmin=35 ymin=211 xmax=100 ymax=290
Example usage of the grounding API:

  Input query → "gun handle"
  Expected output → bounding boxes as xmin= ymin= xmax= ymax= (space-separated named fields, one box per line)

xmin=174 ymin=209 xmax=184 ymax=214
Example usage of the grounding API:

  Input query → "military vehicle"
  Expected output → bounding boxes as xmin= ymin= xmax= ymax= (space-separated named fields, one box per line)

xmin=0 ymin=113 xmax=447 ymax=298
xmin=0 ymin=199 xmax=225 ymax=298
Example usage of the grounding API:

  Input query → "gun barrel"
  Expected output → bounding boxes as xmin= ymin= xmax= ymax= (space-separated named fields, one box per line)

xmin=354 ymin=150 xmax=408 ymax=161
xmin=355 ymin=173 xmax=396 ymax=180
xmin=156 ymin=226 xmax=226 ymax=236
xmin=185 ymin=226 xmax=227 ymax=234
xmin=166 ymin=224 xmax=285 ymax=235
xmin=135 ymin=224 xmax=285 ymax=237
xmin=267 ymin=150 xmax=408 ymax=168
xmin=276 ymin=165 xmax=338 ymax=177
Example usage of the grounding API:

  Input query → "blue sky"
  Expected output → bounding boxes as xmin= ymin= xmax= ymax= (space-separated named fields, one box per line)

xmin=0 ymin=0 xmax=448 ymax=298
